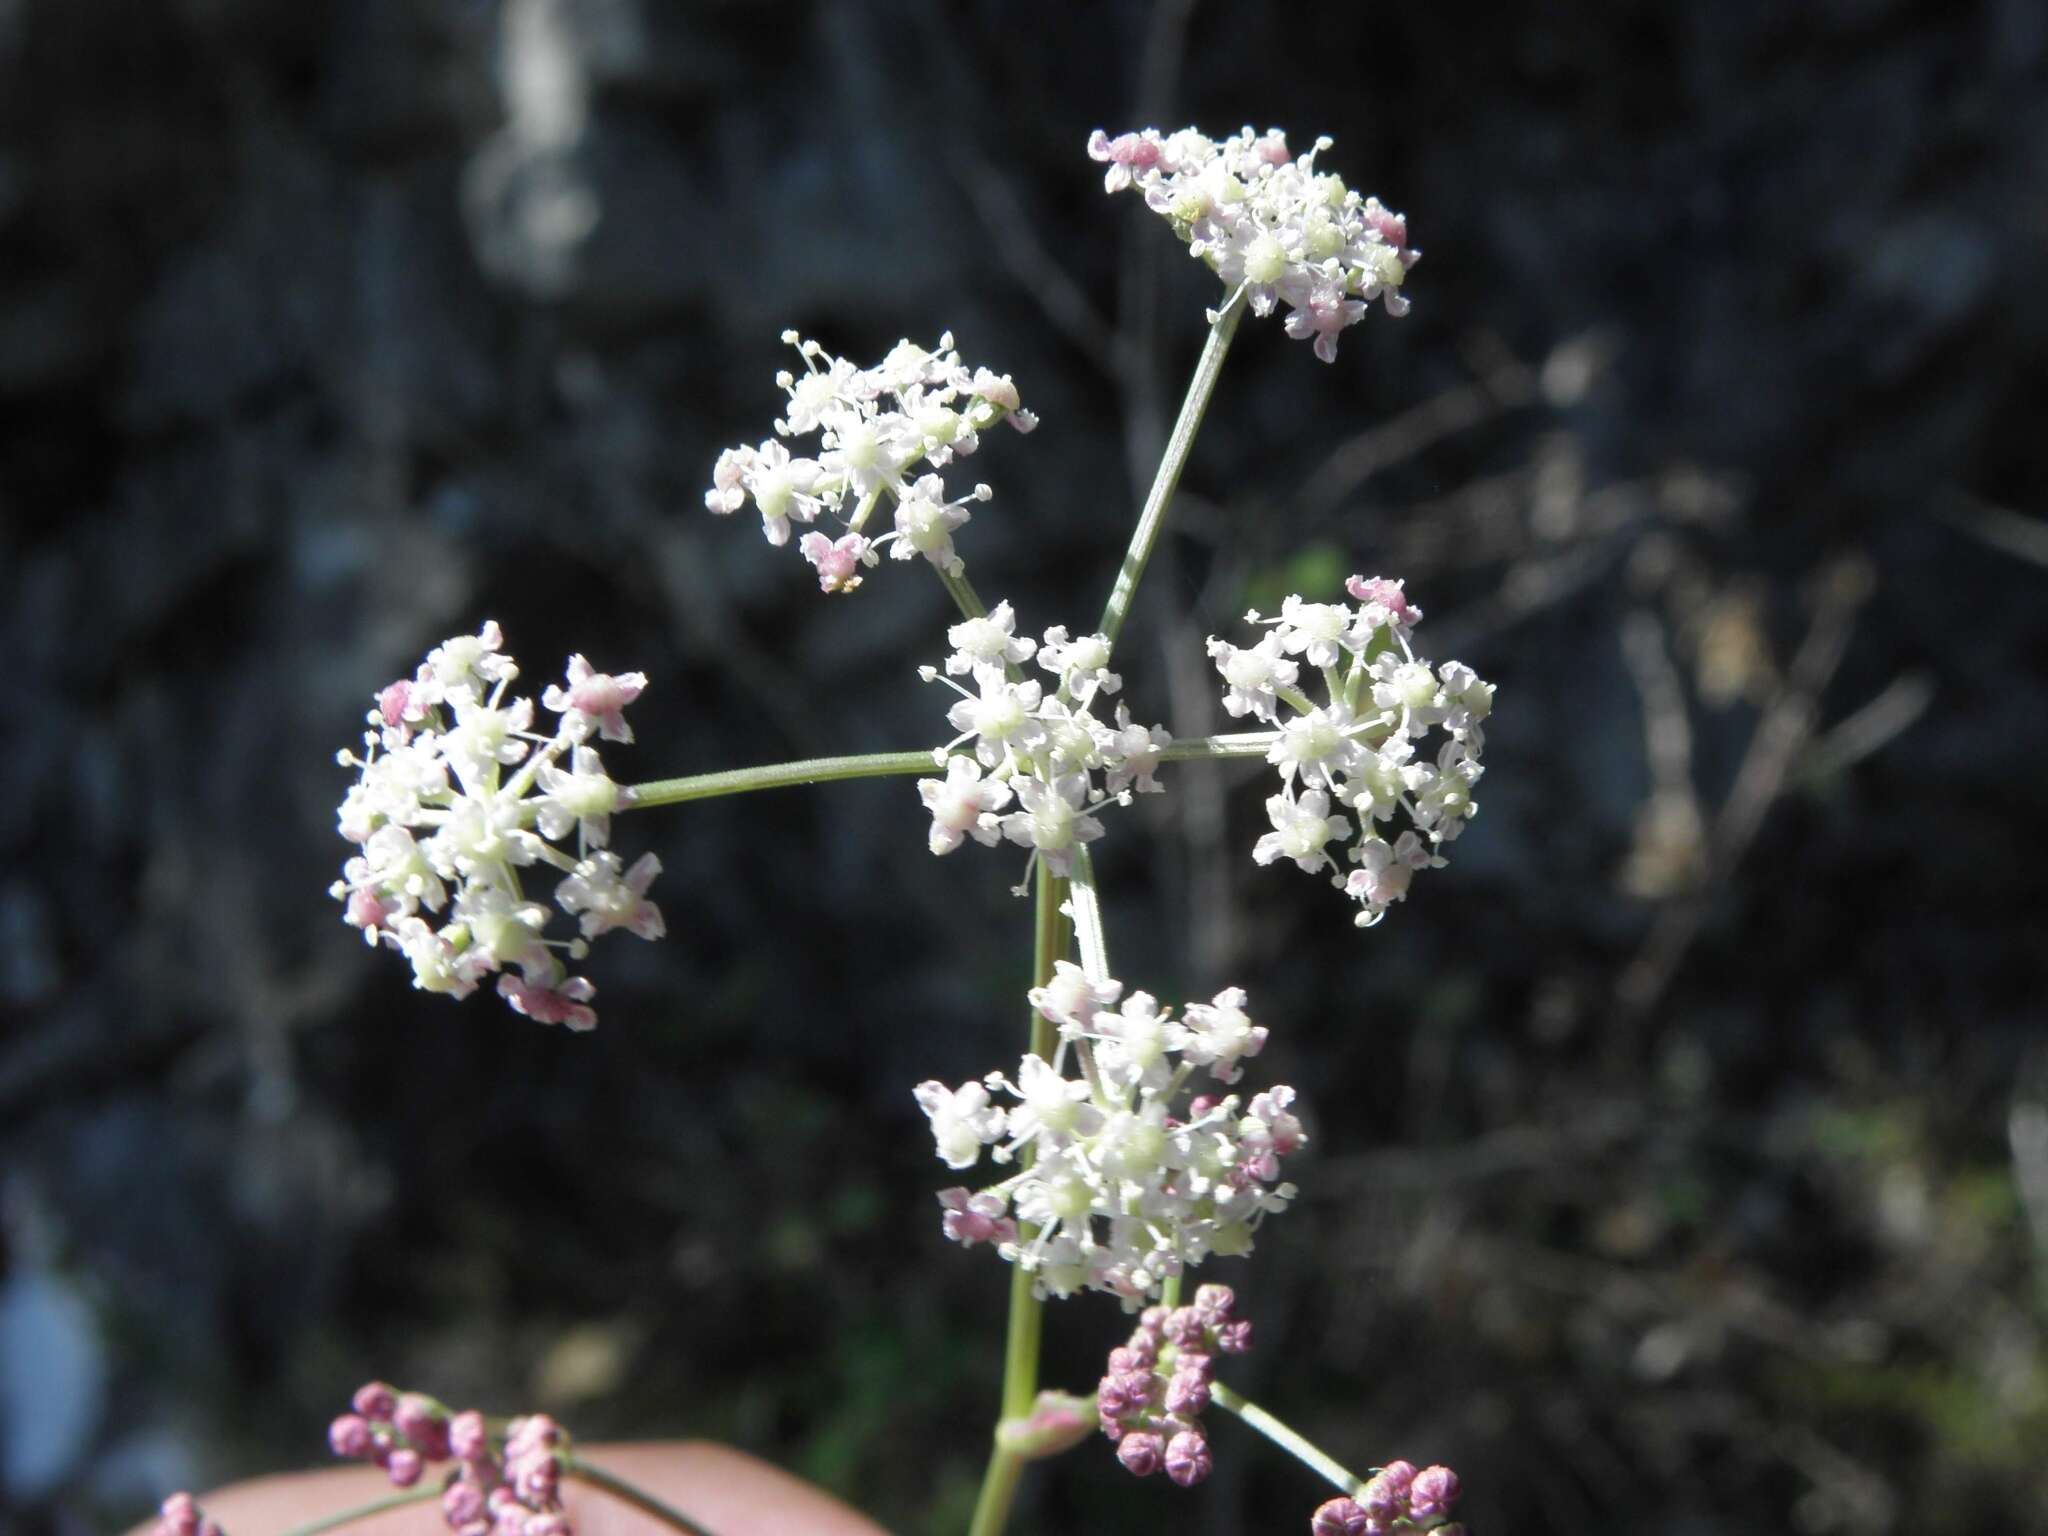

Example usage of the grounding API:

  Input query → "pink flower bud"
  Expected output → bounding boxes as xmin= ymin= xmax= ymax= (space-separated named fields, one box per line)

xmin=1164 ymin=1428 xmax=1212 ymax=1488
xmin=449 ymin=1410 xmax=489 ymax=1462
xmin=1409 ymin=1464 xmax=1461 ymax=1519
xmin=385 ymin=1448 xmax=422 ymax=1488
xmin=353 ymin=1381 xmax=398 ymax=1420
xmin=443 ymin=1482 xmax=488 ymax=1526
xmin=996 ymin=1390 xmax=1096 ymax=1461
xmin=1192 ymin=1283 xmax=1236 ymax=1323
xmin=1164 ymin=1368 xmax=1210 ymax=1417
xmin=1362 ymin=1460 xmax=1415 ymax=1520
xmin=1213 ymin=1319 xmax=1254 ymax=1354
xmin=1163 ymin=1306 xmax=1207 ymax=1348
xmin=1116 ymin=1431 xmax=1166 ymax=1477
xmin=328 ymin=1413 xmax=373 ymax=1460
xmin=156 ymin=1492 xmax=202 ymax=1536
xmin=394 ymin=1394 xmax=448 ymax=1459
xmin=378 ymin=681 xmax=413 ymax=729
xmin=1310 ymin=1497 xmax=1369 ymax=1536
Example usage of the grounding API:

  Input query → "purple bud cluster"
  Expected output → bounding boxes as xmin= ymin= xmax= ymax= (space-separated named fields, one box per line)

xmin=152 ymin=1492 xmax=225 ymax=1536
xmin=1096 ymin=1283 xmax=1252 ymax=1489
xmin=328 ymin=1380 xmax=576 ymax=1536
xmin=1310 ymin=1460 xmax=1463 ymax=1533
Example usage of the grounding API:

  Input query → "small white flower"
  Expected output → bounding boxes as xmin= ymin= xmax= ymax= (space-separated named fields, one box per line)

xmin=1252 ymin=788 xmax=1351 ymax=874
xmin=915 ymin=1080 xmax=1007 ymax=1170
xmin=946 ymin=600 xmax=1037 ymax=678
xmin=918 ymin=755 xmax=1013 ymax=855
xmin=999 ymin=774 xmax=1105 ymax=876
xmin=1171 ymin=987 xmax=1268 ymax=1084
xmin=1207 ymin=632 xmax=1299 ymax=723
xmin=1038 ymin=626 xmax=1122 ymax=698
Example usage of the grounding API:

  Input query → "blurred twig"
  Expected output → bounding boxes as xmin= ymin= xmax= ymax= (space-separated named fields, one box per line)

xmin=1613 ymin=555 xmax=1875 ymax=1037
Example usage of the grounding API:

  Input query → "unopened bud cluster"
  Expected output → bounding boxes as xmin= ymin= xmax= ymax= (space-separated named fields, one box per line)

xmin=329 ymin=1381 xmax=576 ymax=1536
xmin=1090 ymin=126 xmax=1418 ymax=362
xmin=1097 ymin=1283 xmax=1252 ymax=1488
xmin=152 ymin=1493 xmax=225 ymax=1536
xmin=1311 ymin=1460 xmax=1463 ymax=1534
xmin=705 ymin=331 xmax=1036 ymax=592
xmin=1209 ymin=577 xmax=1492 ymax=926
xmin=919 ymin=601 xmax=1172 ymax=884
xmin=331 ymin=623 xmax=663 ymax=1031
xmin=919 ymin=966 xmax=1303 ymax=1304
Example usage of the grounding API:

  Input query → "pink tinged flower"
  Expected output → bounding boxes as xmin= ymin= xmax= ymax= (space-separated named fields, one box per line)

xmin=1283 ymin=282 xmax=1368 ymax=364
xmin=917 ymin=756 xmax=1013 ymax=855
xmin=1163 ymin=1428 xmax=1212 ymax=1488
xmin=1345 ymin=574 xmax=1420 ymax=629
xmin=937 ymin=1187 xmax=1017 ymax=1247
xmin=704 ymin=444 xmax=754 ymax=514
xmin=555 ymin=850 xmax=665 ymax=941
xmin=1213 ymin=1318 xmax=1253 ymax=1353
xmin=1088 ymin=129 xmax=1164 ymax=192
xmin=1311 ymin=1498 xmax=1370 ymax=1536
xmin=385 ymin=1448 xmax=423 ymax=1488
xmin=542 ymin=654 xmax=647 ymax=744
xmin=353 ymin=1381 xmax=399 ymax=1420
xmin=497 ymin=970 xmax=598 ymax=1031
xmin=1116 ymin=1430 xmax=1166 ymax=1478
xmin=343 ymin=885 xmax=399 ymax=939
xmin=798 ymin=530 xmax=872 ymax=594
xmin=1409 ymin=1464 xmax=1461 ymax=1520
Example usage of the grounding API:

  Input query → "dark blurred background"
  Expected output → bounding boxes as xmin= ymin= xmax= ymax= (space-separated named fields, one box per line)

xmin=5 ymin=1 xmax=2047 ymax=1532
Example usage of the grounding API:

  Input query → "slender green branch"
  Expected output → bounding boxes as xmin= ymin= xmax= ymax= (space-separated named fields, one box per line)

xmin=276 ymin=1486 xmax=440 ymax=1536
xmin=1208 ymin=1381 xmax=1377 ymax=1498
xmin=967 ymin=1444 xmax=1024 ymax=1536
xmin=938 ymin=567 xmax=991 ymax=623
xmin=1098 ymin=290 xmax=1247 ymax=655
xmin=624 ymin=751 xmax=937 ymax=809
xmin=970 ymin=865 xmax=1070 ymax=1536
xmin=1066 ymin=845 xmax=1113 ymax=985
xmin=1157 ymin=731 xmax=1279 ymax=764
xmin=564 ymin=1457 xmax=719 ymax=1536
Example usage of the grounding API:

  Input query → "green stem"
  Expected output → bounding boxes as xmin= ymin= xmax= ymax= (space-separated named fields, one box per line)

xmin=1066 ymin=845 xmax=1113 ymax=985
xmin=938 ymin=567 xmax=991 ymax=622
xmin=967 ymin=1445 xmax=1024 ymax=1536
xmin=1098 ymin=289 xmax=1246 ymax=656
xmin=969 ymin=865 xmax=1069 ymax=1536
xmin=1208 ymin=1381 xmax=1378 ymax=1498
xmin=1156 ymin=731 xmax=1278 ymax=764
xmin=564 ymin=1457 xmax=720 ymax=1536
xmin=1156 ymin=731 xmax=1280 ymax=763
xmin=275 ymin=1486 xmax=440 ymax=1536
xmin=624 ymin=751 xmax=937 ymax=809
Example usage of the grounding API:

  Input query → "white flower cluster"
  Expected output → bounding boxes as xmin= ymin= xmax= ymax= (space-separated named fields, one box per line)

xmin=1207 ymin=576 xmax=1493 ymax=927
xmin=1089 ymin=125 xmax=1418 ymax=362
xmin=916 ymin=601 xmax=1172 ymax=886
xmin=918 ymin=964 xmax=1304 ymax=1306
xmin=330 ymin=622 xmax=664 ymax=1031
xmin=704 ymin=331 xmax=1037 ymax=592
